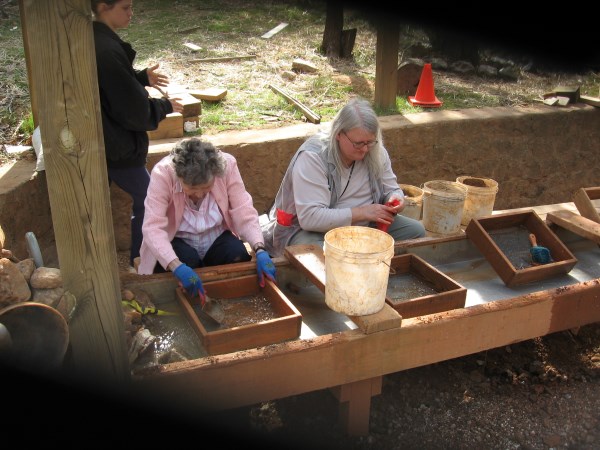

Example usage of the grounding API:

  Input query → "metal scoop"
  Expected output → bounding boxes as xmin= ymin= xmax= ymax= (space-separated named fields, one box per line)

xmin=194 ymin=294 xmax=225 ymax=325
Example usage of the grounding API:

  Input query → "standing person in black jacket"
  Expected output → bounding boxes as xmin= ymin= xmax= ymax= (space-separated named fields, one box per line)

xmin=91 ymin=0 xmax=183 ymax=266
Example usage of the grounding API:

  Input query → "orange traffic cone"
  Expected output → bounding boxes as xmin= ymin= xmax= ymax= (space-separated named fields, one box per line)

xmin=408 ymin=63 xmax=442 ymax=108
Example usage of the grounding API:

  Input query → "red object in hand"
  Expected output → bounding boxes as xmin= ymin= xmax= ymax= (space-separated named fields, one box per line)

xmin=377 ymin=198 xmax=401 ymax=232
xmin=276 ymin=208 xmax=294 ymax=226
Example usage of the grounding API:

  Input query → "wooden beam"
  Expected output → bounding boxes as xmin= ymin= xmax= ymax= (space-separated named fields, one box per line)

xmin=189 ymin=55 xmax=256 ymax=63
xmin=261 ymin=22 xmax=288 ymax=39
xmin=374 ymin=18 xmax=399 ymax=111
xmin=546 ymin=210 xmax=600 ymax=244
xmin=268 ymin=84 xmax=321 ymax=124
xmin=20 ymin=0 xmax=129 ymax=383
xmin=573 ymin=187 xmax=600 ymax=223
xmin=132 ymin=278 xmax=600 ymax=412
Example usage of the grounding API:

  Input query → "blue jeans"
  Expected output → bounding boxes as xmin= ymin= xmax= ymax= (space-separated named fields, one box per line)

xmin=153 ymin=230 xmax=251 ymax=273
xmin=108 ymin=166 xmax=150 ymax=266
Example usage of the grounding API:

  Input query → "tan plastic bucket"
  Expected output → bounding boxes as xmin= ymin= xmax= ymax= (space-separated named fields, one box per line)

xmin=421 ymin=180 xmax=468 ymax=234
xmin=456 ymin=176 xmax=499 ymax=225
xmin=399 ymin=184 xmax=423 ymax=220
xmin=323 ymin=226 xmax=394 ymax=316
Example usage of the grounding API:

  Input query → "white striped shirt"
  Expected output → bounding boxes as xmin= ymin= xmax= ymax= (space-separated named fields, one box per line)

xmin=175 ymin=189 xmax=225 ymax=260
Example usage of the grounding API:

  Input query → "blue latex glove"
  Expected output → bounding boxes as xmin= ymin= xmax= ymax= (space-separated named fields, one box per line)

xmin=256 ymin=250 xmax=276 ymax=288
xmin=173 ymin=263 xmax=205 ymax=303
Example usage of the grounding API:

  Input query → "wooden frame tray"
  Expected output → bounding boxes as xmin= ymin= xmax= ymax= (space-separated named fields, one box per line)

xmin=176 ymin=275 xmax=302 ymax=355
xmin=465 ymin=210 xmax=577 ymax=286
xmin=385 ymin=253 xmax=466 ymax=318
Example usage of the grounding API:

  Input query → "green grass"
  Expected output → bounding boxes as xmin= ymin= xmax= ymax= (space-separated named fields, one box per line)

xmin=1 ymin=0 xmax=597 ymax=148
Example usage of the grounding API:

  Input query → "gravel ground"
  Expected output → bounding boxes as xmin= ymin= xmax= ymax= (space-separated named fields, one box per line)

xmin=226 ymin=323 xmax=600 ymax=449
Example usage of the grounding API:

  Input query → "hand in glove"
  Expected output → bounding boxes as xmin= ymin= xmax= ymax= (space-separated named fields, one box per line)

xmin=256 ymin=250 xmax=277 ymax=288
xmin=173 ymin=263 xmax=206 ymax=303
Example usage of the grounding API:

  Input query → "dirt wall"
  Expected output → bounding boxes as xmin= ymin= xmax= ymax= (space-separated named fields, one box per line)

xmin=1 ymin=104 xmax=598 ymax=259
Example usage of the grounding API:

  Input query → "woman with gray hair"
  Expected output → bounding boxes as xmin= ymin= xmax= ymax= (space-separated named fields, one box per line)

xmin=138 ymin=138 xmax=276 ymax=301
xmin=262 ymin=97 xmax=425 ymax=257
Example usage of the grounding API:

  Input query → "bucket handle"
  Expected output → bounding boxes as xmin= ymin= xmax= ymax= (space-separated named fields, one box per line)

xmin=380 ymin=259 xmax=396 ymax=275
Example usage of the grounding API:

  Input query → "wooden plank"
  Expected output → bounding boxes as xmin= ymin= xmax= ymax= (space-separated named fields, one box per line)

xmin=284 ymin=244 xmax=402 ymax=333
xmin=580 ymin=95 xmax=600 ymax=107
xmin=268 ymin=84 xmax=321 ymax=124
xmin=20 ymin=0 xmax=129 ymax=381
xmin=546 ymin=210 xmax=600 ymax=244
xmin=183 ymin=42 xmax=201 ymax=52
xmin=285 ymin=244 xmax=326 ymax=291
xmin=573 ymin=187 xmax=600 ymax=223
xmin=261 ymin=22 xmax=288 ymax=39
xmin=188 ymin=88 xmax=227 ymax=102
xmin=189 ymin=55 xmax=256 ymax=63
xmin=133 ymin=279 xmax=600 ymax=412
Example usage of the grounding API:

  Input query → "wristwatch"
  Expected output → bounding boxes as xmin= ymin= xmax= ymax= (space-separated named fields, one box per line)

xmin=253 ymin=243 xmax=266 ymax=253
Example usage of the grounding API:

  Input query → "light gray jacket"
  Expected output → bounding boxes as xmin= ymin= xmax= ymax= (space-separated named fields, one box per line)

xmin=261 ymin=133 xmax=403 ymax=257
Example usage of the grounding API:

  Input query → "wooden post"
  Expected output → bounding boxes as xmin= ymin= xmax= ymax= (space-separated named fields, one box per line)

xmin=374 ymin=18 xmax=399 ymax=111
xmin=333 ymin=376 xmax=382 ymax=436
xmin=19 ymin=0 xmax=129 ymax=384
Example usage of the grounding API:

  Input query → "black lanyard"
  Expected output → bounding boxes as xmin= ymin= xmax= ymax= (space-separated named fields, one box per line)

xmin=339 ymin=161 xmax=355 ymax=199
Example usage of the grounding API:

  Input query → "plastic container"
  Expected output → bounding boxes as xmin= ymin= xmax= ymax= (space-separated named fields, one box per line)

xmin=323 ymin=226 xmax=394 ymax=316
xmin=421 ymin=180 xmax=468 ymax=234
xmin=456 ymin=176 xmax=499 ymax=226
xmin=399 ymin=184 xmax=424 ymax=220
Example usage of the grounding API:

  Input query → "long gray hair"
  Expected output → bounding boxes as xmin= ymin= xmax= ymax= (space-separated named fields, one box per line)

xmin=171 ymin=138 xmax=226 ymax=186
xmin=322 ymin=97 xmax=385 ymax=179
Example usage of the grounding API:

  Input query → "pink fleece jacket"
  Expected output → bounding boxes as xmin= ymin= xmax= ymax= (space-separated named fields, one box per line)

xmin=138 ymin=152 xmax=264 ymax=274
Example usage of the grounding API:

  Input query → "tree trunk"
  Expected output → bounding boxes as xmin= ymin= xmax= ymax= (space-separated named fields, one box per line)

xmin=320 ymin=0 xmax=343 ymax=57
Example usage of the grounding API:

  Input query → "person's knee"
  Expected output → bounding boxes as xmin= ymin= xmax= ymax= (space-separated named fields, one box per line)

xmin=411 ymin=220 xmax=426 ymax=238
xmin=288 ymin=230 xmax=325 ymax=248
xmin=389 ymin=216 xmax=426 ymax=240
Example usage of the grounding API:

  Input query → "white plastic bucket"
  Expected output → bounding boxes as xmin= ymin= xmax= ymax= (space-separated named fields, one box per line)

xmin=456 ymin=176 xmax=499 ymax=225
xmin=421 ymin=180 xmax=468 ymax=234
xmin=399 ymin=184 xmax=423 ymax=220
xmin=323 ymin=226 xmax=394 ymax=316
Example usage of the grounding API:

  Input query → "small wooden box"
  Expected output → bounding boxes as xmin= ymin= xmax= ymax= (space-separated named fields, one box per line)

xmin=385 ymin=253 xmax=466 ymax=318
xmin=175 ymin=275 xmax=302 ymax=355
xmin=147 ymin=112 xmax=183 ymax=140
xmin=179 ymin=92 xmax=202 ymax=118
xmin=465 ymin=210 xmax=578 ymax=287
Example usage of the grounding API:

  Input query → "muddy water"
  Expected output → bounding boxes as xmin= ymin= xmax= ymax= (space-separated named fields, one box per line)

xmin=132 ymin=300 xmax=207 ymax=372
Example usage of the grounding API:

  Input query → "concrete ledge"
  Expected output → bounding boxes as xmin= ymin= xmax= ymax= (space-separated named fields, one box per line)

xmin=1 ymin=104 xmax=599 ymax=259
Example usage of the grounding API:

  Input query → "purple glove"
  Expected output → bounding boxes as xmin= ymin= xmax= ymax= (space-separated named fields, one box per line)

xmin=256 ymin=250 xmax=276 ymax=288
xmin=173 ymin=263 xmax=205 ymax=302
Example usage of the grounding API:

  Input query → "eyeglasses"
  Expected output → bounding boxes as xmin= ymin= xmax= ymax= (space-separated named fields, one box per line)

xmin=342 ymin=131 xmax=378 ymax=149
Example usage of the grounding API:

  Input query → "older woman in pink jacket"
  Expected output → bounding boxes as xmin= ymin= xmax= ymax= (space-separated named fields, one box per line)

xmin=138 ymin=138 xmax=276 ymax=301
